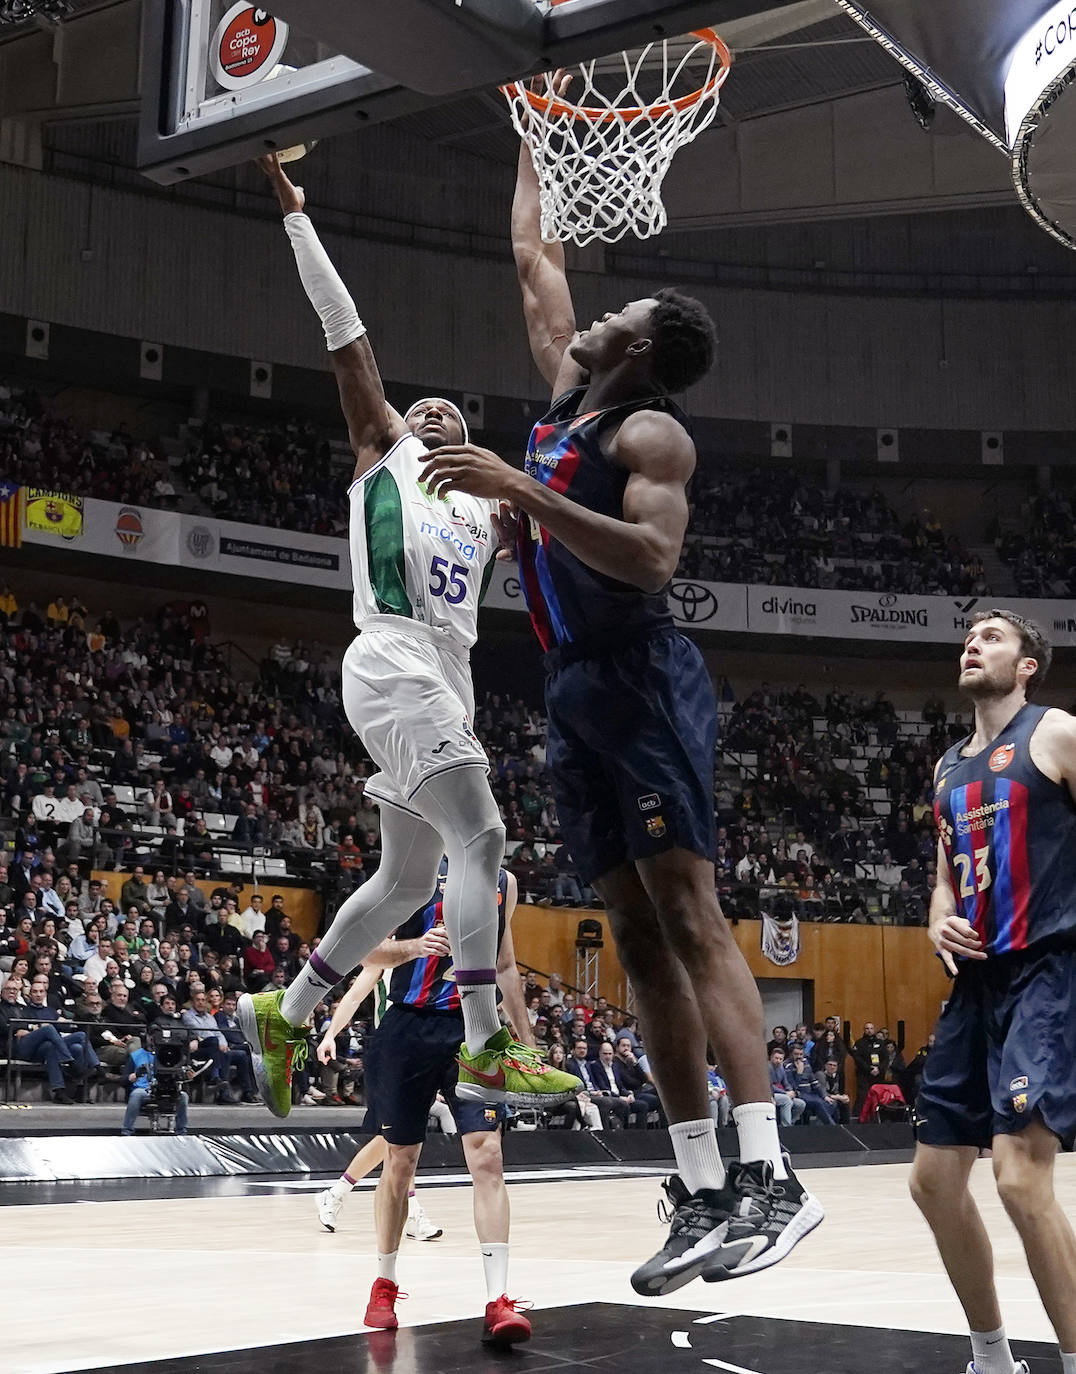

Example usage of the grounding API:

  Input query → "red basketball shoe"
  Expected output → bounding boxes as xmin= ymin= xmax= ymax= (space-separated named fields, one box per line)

xmin=482 ymin=1294 xmax=532 ymax=1345
xmin=364 ymin=1277 xmax=406 ymax=1330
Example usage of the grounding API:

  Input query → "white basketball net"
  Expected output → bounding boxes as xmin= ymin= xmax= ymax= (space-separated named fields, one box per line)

xmin=502 ymin=31 xmax=730 ymax=246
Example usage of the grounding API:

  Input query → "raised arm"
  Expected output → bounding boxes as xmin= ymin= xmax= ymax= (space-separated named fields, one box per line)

xmin=512 ymin=141 xmax=586 ymax=397
xmin=494 ymin=874 xmax=533 ymax=1046
xmin=928 ymin=758 xmax=985 ymax=975
xmin=315 ymin=925 xmax=451 ymax=1061
xmin=419 ymin=409 xmax=695 ymax=593
xmin=258 ymin=155 xmax=407 ymax=477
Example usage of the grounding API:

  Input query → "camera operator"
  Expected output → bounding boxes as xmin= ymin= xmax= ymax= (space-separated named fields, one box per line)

xmin=120 ymin=1034 xmax=190 ymax=1136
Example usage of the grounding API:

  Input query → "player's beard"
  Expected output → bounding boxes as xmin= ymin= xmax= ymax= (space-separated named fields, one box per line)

xmin=958 ymin=658 xmax=1019 ymax=699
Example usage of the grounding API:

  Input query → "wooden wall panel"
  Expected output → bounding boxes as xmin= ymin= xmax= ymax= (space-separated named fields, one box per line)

xmin=510 ymin=905 xmax=950 ymax=1053
xmin=92 ymin=871 xmax=323 ymax=944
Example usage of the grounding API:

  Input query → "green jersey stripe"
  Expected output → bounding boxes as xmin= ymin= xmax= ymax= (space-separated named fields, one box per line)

xmin=364 ymin=468 xmax=413 ymax=617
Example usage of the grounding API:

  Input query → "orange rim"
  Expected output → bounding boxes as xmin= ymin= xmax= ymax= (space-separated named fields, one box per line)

xmin=505 ymin=29 xmax=731 ymax=124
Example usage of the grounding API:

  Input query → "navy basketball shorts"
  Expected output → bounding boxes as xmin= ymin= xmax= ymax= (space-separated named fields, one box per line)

xmin=544 ymin=628 xmax=718 ymax=884
xmin=916 ymin=944 xmax=1076 ymax=1150
xmin=363 ymin=1004 xmax=506 ymax=1146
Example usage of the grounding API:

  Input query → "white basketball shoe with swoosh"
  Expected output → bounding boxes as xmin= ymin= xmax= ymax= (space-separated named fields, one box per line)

xmin=701 ymin=1155 xmax=824 ymax=1281
xmin=964 ymin=1364 xmax=1029 ymax=1374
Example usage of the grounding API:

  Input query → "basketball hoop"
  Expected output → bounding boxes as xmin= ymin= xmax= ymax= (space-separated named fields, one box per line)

xmin=501 ymin=11 xmax=731 ymax=246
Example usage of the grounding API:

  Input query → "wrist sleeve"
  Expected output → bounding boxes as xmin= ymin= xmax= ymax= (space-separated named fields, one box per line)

xmin=282 ymin=211 xmax=366 ymax=353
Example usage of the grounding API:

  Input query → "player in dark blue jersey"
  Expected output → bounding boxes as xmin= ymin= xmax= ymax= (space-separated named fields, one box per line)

xmin=416 ymin=123 xmax=822 ymax=1294
xmin=911 ymin=609 xmax=1076 ymax=1374
xmin=312 ymin=863 xmax=535 ymax=1347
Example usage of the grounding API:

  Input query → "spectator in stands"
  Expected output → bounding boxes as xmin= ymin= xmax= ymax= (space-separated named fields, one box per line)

xmin=851 ymin=1022 xmax=886 ymax=1116
xmin=80 ymin=990 xmax=130 ymax=1072
xmin=243 ymin=929 xmax=275 ymax=991
xmin=810 ymin=1027 xmax=846 ymax=1072
xmin=569 ymin=1038 xmax=629 ymax=1130
xmin=0 ymin=975 xmax=78 ymax=1103
xmin=82 ymin=937 xmax=113 ymax=987
xmin=821 ymin=1057 xmax=851 ymax=1124
xmin=144 ymin=871 xmax=171 ymax=924
xmin=233 ymin=803 xmax=266 ymax=851
xmin=234 ymin=892 xmax=266 ymax=940
xmin=707 ymin=1063 xmax=732 ymax=1127
xmin=784 ymin=1046 xmax=837 ymax=1124
xmin=613 ymin=1037 xmax=663 ymax=1128
xmin=182 ymin=986 xmax=257 ymax=1103
xmin=767 ymin=1025 xmax=789 ymax=1056
xmin=768 ymin=1046 xmax=805 ymax=1126
xmin=103 ymin=981 xmax=146 ymax=1044
xmin=25 ymin=976 xmax=99 ymax=1085
xmin=202 ymin=907 xmax=245 ymax=961
xmin=182 ymin=819 xmax=216 ymax=874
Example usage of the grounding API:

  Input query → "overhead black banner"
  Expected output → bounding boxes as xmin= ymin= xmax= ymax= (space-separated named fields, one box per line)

xmin=837 ymin=0 xmax=1058 ymax=145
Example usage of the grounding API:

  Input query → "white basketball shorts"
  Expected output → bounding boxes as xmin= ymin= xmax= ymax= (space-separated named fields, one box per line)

xmin=342 ymin=616 xmax=488 ymax=811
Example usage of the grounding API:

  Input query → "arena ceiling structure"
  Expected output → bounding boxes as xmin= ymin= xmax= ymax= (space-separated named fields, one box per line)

xmin=0 ymin=0 xmax=1074 ymax=277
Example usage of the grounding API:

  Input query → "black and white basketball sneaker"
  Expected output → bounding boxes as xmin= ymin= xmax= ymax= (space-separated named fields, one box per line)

xmin=630 ymin=1175 xmax=734 ymax=1296
xmin=963 ymin=1363 xmax=1029 ymax=1374
xmin=701 ymin=1156 xmax=824 ymax=1281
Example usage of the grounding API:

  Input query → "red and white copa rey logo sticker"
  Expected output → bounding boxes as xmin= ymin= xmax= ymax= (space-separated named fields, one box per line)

xmin=988 ymin=742 xmax=1016 ymax=773
xmin=209 ymin=4 xmax=289 ymax=90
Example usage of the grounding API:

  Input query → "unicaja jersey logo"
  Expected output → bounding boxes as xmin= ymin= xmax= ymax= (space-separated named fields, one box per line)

xmin=989 ymin=743 xmax=1015 ymax=773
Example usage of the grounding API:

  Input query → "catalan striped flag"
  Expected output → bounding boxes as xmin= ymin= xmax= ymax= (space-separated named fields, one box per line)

xmin=0 ymin=482 xmax=23 ymax=549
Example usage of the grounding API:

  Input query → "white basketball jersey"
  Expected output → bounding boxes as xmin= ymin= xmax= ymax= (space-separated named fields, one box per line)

xmin=348 ymin=433 xmax=497 ymax=649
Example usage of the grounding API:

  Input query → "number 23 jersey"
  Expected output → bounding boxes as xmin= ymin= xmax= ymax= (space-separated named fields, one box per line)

xmin=934 ymin=702 xmax=1076 ymax=957
xmin=348 ymin=433 xmax=497 ymax=649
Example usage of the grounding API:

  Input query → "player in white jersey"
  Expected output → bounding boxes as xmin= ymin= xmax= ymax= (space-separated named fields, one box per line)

xmin=238 ymin=155 xmax=578 ymax=1119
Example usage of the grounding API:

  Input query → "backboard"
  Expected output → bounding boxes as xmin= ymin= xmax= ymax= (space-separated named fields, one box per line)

xmin=137 ymin=0 xmax=804 ymax=184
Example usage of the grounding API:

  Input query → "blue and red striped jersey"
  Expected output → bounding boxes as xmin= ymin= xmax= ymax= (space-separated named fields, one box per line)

xmin=934 ymin=702 xmax=1076 ymax=956
xmin=388 ymin=861 xmax=509 ymax=1010
xmin=516 ymin=387 xmax=685 ymax=652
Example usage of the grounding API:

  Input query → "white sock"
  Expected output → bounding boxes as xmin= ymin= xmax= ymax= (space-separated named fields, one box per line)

xmin=669 ymin=1118 xmax=725 ymax=1193
xmin=1060 ymin=1352 xmax=1076 ymax=1374
xmin=377 ymin=1251 xmax=398 ymax=1283
xmin=329 ymin=1172 xmax=355 ymax=1202
xmin=459 ymin=983 xmax=501 ymax=1056
xmin=407 ymin=1189 xmax=419 ymax=1215
xmin=969 ymin=1326 xmax=1014 ymax=1374
xmin=480 ymin=1242 xmax=509 ymax=1301
xmin=733 ymin=1102 xmax=788 ymax=1179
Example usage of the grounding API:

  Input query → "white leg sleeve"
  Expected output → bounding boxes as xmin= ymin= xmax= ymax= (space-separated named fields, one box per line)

xmin=280 ymin=802 xmax=443 ymax=1025
xmin=410 ymin=766 xmax=505 ymax=1052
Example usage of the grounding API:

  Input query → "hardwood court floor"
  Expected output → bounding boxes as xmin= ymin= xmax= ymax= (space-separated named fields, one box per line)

xmin=3 ymin=1157 xmax=1072 ymax=1374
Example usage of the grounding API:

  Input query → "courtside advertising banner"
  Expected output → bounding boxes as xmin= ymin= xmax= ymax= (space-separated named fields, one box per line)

xmin=23 ymin=497 xmax=178 ymax=561
xmin=482 ymin=562 xmax=749 ymax=634
xmin=13 ymin=492 xmax=1076 ymax=646
xmin=179 ymin=514 xmax=349 ymax=590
